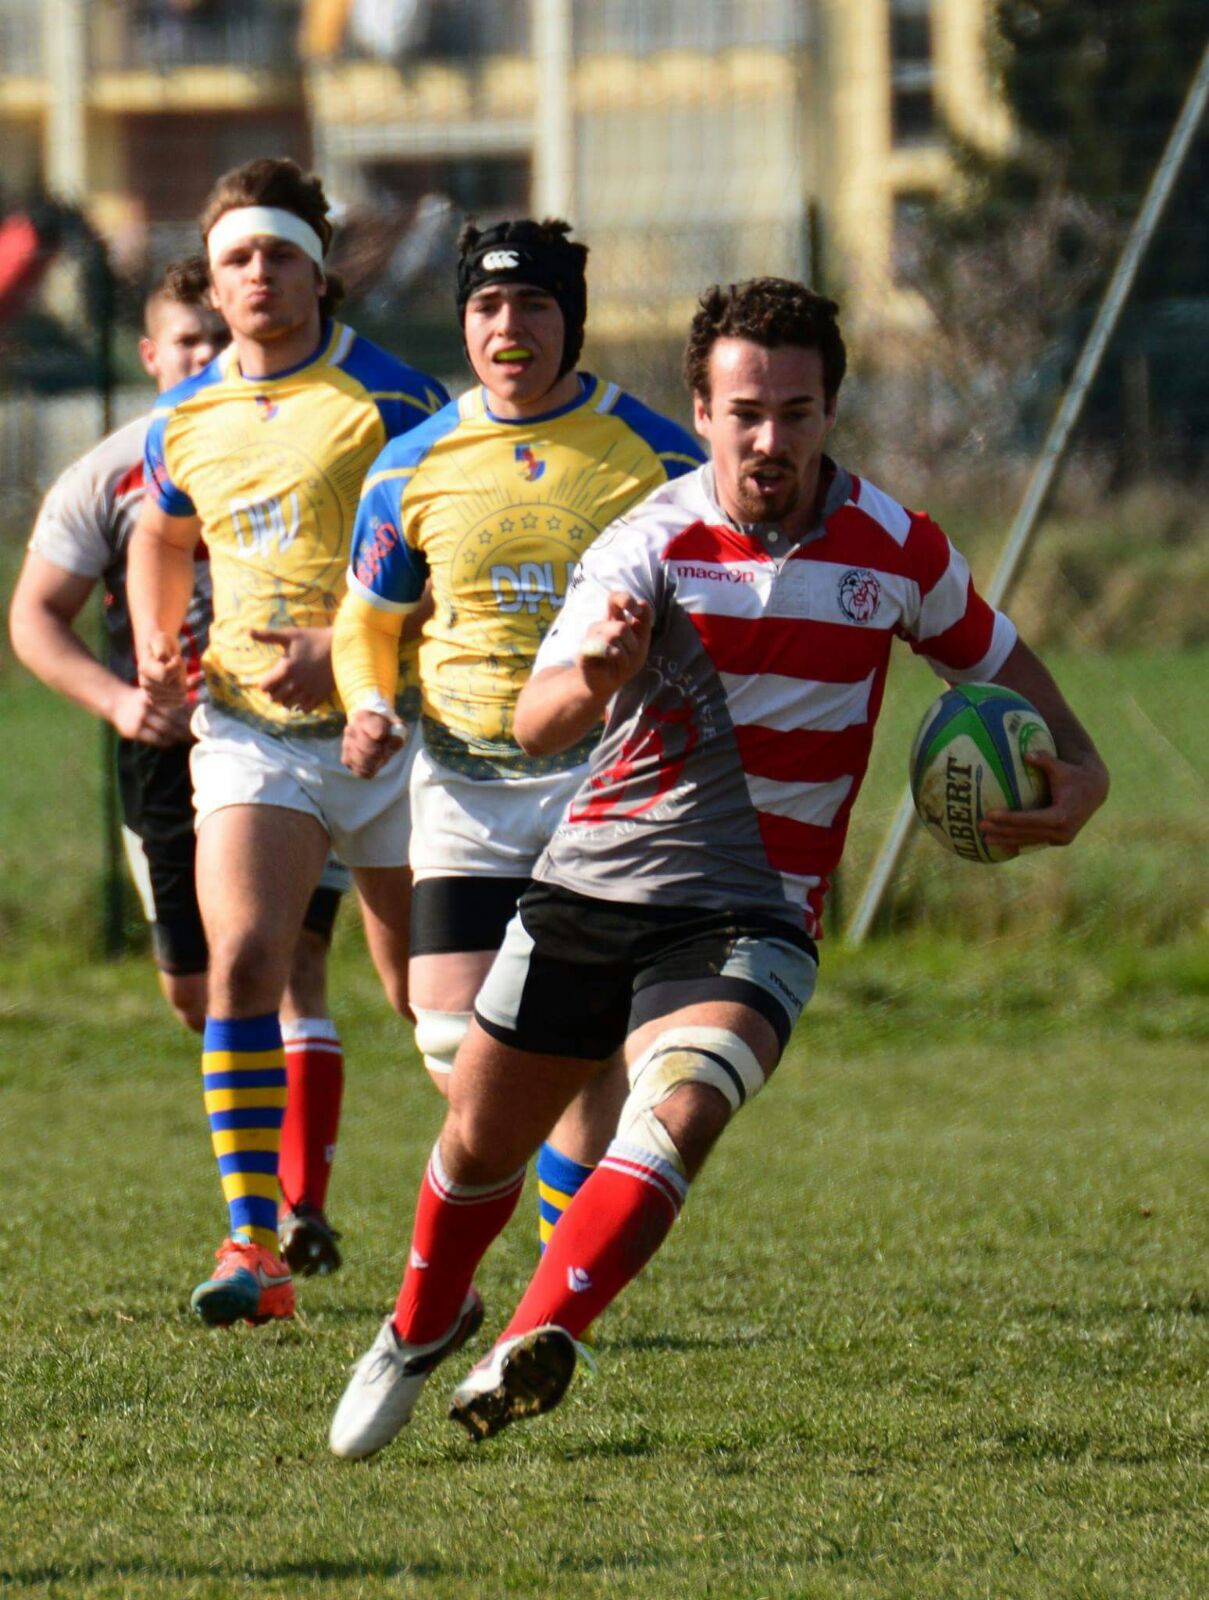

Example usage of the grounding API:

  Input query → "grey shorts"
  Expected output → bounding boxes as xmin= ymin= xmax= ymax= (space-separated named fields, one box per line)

xmin=474 ymin=882 xmax=818 ymax=1061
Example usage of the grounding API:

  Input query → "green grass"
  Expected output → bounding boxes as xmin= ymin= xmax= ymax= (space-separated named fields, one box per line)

xmin=3 ymin=628 xmax=1207 ymax=957
xmin=1 ymin=531 xmax=1207 ymax=954
xmin=837 ymin=642 xmax=1209 ymax=947
xmin=0 ymin=937 xmax=1205 ymax=1599
xmin=0 ymin=552 xmax=1206 ymax=1596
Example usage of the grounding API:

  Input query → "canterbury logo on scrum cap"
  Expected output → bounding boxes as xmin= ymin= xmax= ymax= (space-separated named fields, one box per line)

xmin=481 ymin=249 xmax=521 ymax=271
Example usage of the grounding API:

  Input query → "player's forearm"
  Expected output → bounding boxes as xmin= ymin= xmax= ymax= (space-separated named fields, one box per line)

xmin=514 ymin=665 xmax=611 ymax=756
xmin=990 ymin=638 xmax=1108 ymax=781
xmin=127 ymin=528 xmax=194 ymax=658
xmin=9 ymin=598 xmax=127 ymax=724
xmin=332 ymin=589 xmax=405 ymax=715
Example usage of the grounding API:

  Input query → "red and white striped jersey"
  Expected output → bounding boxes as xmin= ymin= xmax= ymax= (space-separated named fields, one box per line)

xmin=532 ymin=460 xmax=1016 ymax=938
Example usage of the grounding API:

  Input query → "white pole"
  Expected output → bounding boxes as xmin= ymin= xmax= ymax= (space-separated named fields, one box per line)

xmin=532 ymin=0 xmax=574 ymax=219
xmin=43 ymin=0 xmax=89 ymax=200
xmin=845 ymin=39 xmax=1209 ymax=947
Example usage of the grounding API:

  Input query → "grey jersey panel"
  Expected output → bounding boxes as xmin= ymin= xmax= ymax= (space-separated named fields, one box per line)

xmin=28 ymin=414 xmax=212 ymax=685
xmin=532 ymin=467 xmax=801 ymax=923
xmin=545 ymin=599 xmax=782 ymax=911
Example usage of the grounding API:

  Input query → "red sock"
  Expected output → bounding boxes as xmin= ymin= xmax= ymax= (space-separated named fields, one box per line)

xmin=279 ymin=1018 xmax=344 ymax=1212
xmin=501 ymin=1141 xmax=688 ymax=1342
xmin=393 ymin=1143 xmax=526 ymax=1344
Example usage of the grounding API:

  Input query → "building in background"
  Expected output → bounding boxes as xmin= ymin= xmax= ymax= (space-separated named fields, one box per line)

xmin=1 ymin=0 xmax=1007 ymax=336
xmin=301 ymin=0 xmax=1009 ymax=343
xmin=0 ymin=0 xmax=309 ymax=275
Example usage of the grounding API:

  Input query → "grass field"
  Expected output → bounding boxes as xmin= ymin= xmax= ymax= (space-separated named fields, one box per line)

xmin=0 ymin=580 xmax=1206 ymax=1597
xmin=1 ymin=933 xmax=1205 ymax=1598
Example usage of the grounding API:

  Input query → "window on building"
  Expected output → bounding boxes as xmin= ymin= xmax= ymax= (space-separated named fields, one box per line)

xmin=363 ymin=155 xmax=531 ymax=217
xmin=891 ymin=190 xmax=935 ymax=285
xmin=890 ymin=0 xmax=936 ymax=146
xmin=0 ymin=0 xmax=42 ymax=76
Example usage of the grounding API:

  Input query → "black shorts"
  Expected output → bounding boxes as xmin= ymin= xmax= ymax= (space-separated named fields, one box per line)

xmin=472 ymin=881 xmax=819 ymax=1061
xmin=410 ymin=874 xmax=532 ymax=957
xmin=117 ymin=738 xmax=345 ymax=976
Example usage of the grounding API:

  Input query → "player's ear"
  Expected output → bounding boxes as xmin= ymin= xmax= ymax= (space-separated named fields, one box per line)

xmin=692 ymin=390 xmax=711 ymax=438
xmin=138 ymin=335 xmax=160 ymax=381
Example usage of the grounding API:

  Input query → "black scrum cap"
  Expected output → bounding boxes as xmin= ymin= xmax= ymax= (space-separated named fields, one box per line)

xmin=456 ymin=219 xmax=588 ymax=376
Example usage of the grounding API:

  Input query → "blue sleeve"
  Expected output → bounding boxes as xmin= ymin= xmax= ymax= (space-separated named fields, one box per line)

xmin=143 ymin=403 xmax=197 ymax=518
xmin=339 ymin=333 xmax=451 ymax=444
xmin=376 ymin=378 xmax=451 ymax=442
xmin=610 ymin=391 xmax=706 ymax=480
xmin=348 ymin=464 xmax=429 ymax=608
xmin=348 ymin=401 xmax=462 ymax=602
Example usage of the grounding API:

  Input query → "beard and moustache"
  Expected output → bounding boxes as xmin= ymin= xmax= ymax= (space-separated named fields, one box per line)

xmin=732 ymin=454 xmax=802 ymax=525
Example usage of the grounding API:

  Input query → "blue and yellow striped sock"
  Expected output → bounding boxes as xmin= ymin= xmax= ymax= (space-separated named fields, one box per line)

xmin=537 ymin=1142 xmax=595 ymax=1255
xmin=202 ymin=1014 xmax=286 ymax=1255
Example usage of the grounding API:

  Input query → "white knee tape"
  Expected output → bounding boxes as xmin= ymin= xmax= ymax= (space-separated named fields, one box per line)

xmin=412 ymin=1008 xmax=472 ymax=1076
xmin=617 ymin=1027 xmax=766 ymax=1173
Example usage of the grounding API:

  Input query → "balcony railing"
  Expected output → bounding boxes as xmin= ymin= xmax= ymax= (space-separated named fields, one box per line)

xmin=312 ymin=0 xmax=530 ymax=64
xmin=89 ymin=1 xmax=303 ymax=75
xmin=572 ymin=0 xmax=809 ymax=55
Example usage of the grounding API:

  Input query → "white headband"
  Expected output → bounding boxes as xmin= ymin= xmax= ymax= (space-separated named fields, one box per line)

xmin=206 ymin=206 xmax=326 ymax=269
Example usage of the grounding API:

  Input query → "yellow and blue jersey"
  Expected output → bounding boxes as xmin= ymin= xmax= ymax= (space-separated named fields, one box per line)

xmin=145 ymin=320 xmax=448 ymax=735
xmin=342 ymin=374 xmax=704 ymax=775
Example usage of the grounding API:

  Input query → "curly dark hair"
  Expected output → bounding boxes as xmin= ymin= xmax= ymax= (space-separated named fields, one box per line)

xmin=143 ymin=253 xmax=210 ymax=325
xmin=684 ymin=278 xmax=846 ymax=405
xmin=199 ymin=158 xmax=344 ymax=318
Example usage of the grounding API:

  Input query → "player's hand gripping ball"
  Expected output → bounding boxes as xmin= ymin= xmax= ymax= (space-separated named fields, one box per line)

xmin=909 ymin=684 xmax=1056 ymax=864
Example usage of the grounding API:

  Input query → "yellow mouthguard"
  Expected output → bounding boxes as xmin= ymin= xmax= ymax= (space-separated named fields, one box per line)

xmin=495 ymin=347 xmax=531 ymax=361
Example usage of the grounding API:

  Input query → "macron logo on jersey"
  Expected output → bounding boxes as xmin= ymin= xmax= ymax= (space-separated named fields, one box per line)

xmin=481 ymin=249 xmax=520 ymax=271
xmin=355 ymin=520 xmax=402 ymax=588
xmin=255 ymin=395 xmax=279 ymax=422
xmin=515 ymin=445 xmax=545 ymax=482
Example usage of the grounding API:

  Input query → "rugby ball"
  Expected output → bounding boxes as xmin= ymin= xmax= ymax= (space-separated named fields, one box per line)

xmin=909 ymin=684 xmax=1055 ymax=864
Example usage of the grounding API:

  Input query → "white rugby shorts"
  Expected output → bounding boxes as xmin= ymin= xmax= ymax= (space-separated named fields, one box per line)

xmin=190 ymin=703 xmax=416 ymax=869
xmin=409 ymin=743 xmax=587 ymax=881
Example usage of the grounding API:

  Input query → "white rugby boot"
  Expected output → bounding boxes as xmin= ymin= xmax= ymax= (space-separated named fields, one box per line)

xmin=448 ymin=1324 xmax=578 ymax=1442
xmin=330 ymin=1289 xmax=484 ymax=1459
